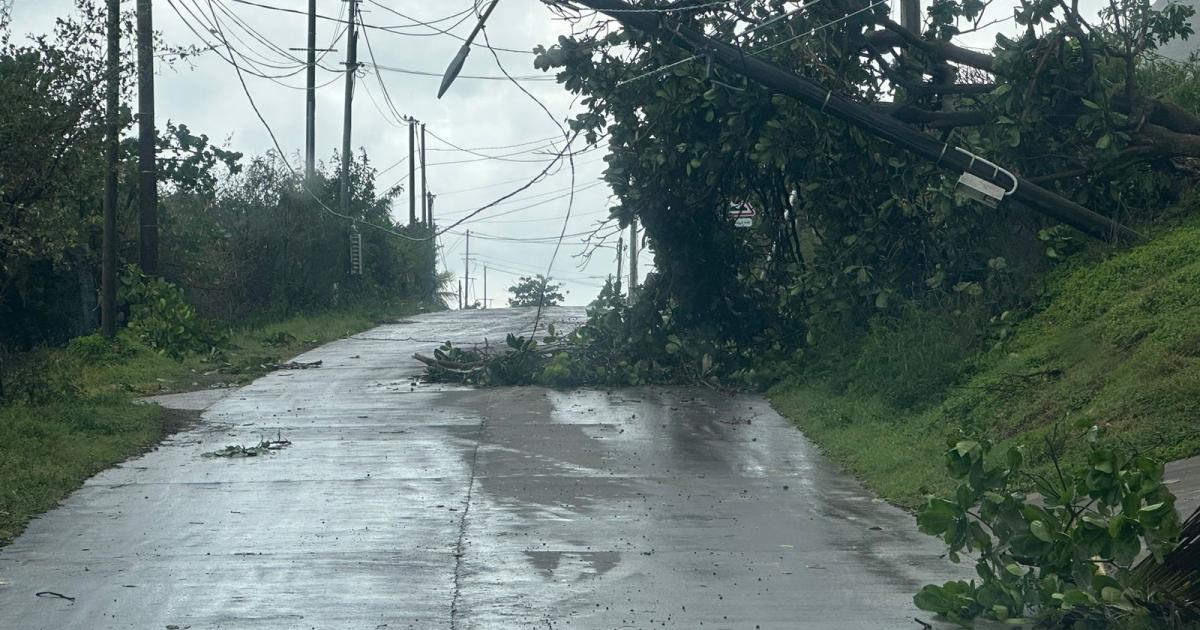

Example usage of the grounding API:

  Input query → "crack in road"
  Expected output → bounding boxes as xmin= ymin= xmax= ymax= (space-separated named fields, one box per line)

xmin=449 ymin=419 xmax=486 ymax=629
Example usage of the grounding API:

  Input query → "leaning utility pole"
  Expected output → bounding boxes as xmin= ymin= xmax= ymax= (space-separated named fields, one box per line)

xmin=101 ymin=0 xmax=120 ymax=337
xmin=304 ymin=0 xmax=317 ymax=178
xmin=136 ymin=0 xmax=158 ymax=275
xmin=628 ymin=218 xmax=638 ymax=301
xmin=420 ymin=123 xmax=428 ymax=224
xmin=408 ymin=119 xmax=417 ymax=224
xmin=339 ymin=0 xmax=359 ymax=218
xmin=568 ymin=0 xmax=1138 ymax=243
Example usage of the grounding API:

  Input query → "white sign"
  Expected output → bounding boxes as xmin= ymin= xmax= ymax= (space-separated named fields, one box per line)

xmin=735 ymin=217 xmax=753 ymax=228
xmin=728 ymin=201 xmax=757 ymax=218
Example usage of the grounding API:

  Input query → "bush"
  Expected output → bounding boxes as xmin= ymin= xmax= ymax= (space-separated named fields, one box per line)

xmin=119 ymin=266 xmax=226 ymax=358
xmin=0 ymin=349 xmax=82 ymax=406
xmin=914 ymin=427 xmax=1188 ymax=627
xmin=67 ymin=333 xmax=137 ymax=363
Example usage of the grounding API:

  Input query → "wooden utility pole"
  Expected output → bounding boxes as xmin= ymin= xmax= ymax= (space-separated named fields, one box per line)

xmin=136 ymin=0 xmax=158 ymax=275
xmin=482 ymin=266 xmax=487 ymax=309
xmin=408 ymin=120 xmax=417 ymax=224
xmin=616 ymin=236 xmax=624 ymax=291
xmin=569 ymin=0 xmax=1138 ymax=243
xmin=458 ymin=280 xmax=463 ymax=310
xmin=339 ymin=0 xmax=358 ymax=218
xmin=628 ymin=218 xmax=638 ymax=300
xmin=101 ymin=0 xmax=120 ymax=337
xmin=420 ymin=123 xmax=428 ymax=223
xmin=304 ymin=0 xmax=317 ymax=179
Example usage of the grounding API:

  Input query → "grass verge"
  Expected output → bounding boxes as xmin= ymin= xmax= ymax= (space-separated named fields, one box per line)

xmin=0 ymin=301 xmax=428 ymax=544
xmin=769 ymin=218 xmax=1200 ymax=509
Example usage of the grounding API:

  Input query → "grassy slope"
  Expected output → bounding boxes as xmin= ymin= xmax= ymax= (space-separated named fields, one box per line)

xmin=0 ymin=303 xmax=424 ymax=543
xmin=770 ymin=219 xmax=1200 ymax=508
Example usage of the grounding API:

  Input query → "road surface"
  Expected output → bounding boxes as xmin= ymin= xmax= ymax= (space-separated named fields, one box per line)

xmin=0 ymin=308 xmax=964 ymax=629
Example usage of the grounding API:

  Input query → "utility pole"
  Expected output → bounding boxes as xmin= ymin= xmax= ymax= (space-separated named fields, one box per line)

xmin=408 ymin=119 xmax=417 ymax=225
xmin=102 ymin=0 xmax=119 ymax=337
xmin=136 ymin=0 xmax=158 ymax=275
xmin=339 ymin=0 xmax=359 ymax=219
xmin=427 ymin=192 xmax=435 ymax=225
xmin=458 ymin=280 xmax=463 ymax=310
xmin=628 ymin=217 xmax=638 ymax=301
xmin=571 ymin=0 xmax=1138 ymax=243
xmin=616 ymin=236 xmax=624 ymax=292
xmin=482 ymin=266 xmax=487 ymax=309
xmin=900 ymin=0 xmax=920 ymax=34
xmin=420 ymin=123 xmax=428 ymax=224
xmin=304 ymin=0 xmax=317 ymax=178
xmin=463 ymin=229 xmax=470 ymax=307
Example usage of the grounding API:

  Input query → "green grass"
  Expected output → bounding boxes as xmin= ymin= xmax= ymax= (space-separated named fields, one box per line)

xmin=0 ymin=398 xmax=165 ymax=543
xmin=0 ymin=300 xmax=428 ymax=544
xmin=770 ymin=219 xmax=1200 ymax=508
xmin=80 ymin=302 xmax=423 ymax=395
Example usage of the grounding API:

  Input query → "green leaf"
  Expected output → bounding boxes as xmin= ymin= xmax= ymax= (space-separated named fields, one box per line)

xmin=1030 ymin=520 xmax=1052 ymax=542
xmin=1005 ymin=563 xmax=1030 ymax=577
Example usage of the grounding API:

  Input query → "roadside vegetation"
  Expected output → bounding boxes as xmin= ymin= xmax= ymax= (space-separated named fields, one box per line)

xmin=414 ymin=0 xmax=1200 ymax=624
xmin=0 ymin=2 xmax=444 ymax=545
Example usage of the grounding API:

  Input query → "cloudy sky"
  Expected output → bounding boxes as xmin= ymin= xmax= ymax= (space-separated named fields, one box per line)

xmin=8 ymin=0 xmax=1131 ymax=307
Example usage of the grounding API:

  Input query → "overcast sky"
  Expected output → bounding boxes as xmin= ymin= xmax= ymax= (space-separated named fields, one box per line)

xmin=8 ymin=0 xmax=1136 ymax=307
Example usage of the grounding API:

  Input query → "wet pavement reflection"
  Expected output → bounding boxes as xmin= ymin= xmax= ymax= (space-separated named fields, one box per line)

xmin=0 ymin=308 xmax=964 ymax=629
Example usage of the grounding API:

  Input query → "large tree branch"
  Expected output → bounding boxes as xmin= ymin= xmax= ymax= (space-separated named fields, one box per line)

xmin=865 ymin=22 xmax=997 ymax=72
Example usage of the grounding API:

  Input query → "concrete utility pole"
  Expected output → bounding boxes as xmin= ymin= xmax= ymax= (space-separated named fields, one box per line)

xmin=304 ymin=0 xmax=317 ymax=179
xmin=101 ymin=0 xmax=119 ymax=337
xmin=339 ymin=0 xmax=358 ymax=218
xmin=427 ymin=192 xmax=435 ymax=225
xmin=900 ymin=0 xmax=921 ymax=34
xmin=420 ymin=123 xmax=428 ymax=224
xmin=136 ymin=0 xmax=158 ymax=275
xmin=628 ymin=217 xmax=638 ymax=301
xmin=571 ymin=0 xmax=1138 ymax=243
xmin=482 ymin=266 xmax=487 ymax=309
xmin=458 ymin=280 xmax=463 ymax=310
xmin=463 ymin=230 xmax=470 ymax=307
xmin=408 ymin=120 xmax=417 ymax=224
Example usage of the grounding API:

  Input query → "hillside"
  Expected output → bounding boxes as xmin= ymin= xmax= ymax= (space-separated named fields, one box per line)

xmin=771 ymin=215 xmax=1200 ymax=507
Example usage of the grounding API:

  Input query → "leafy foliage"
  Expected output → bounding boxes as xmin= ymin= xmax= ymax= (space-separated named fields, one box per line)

xmin=507 ymin=275 xmax=565 ymax=307
xmin=119 ymin=265 xmax=225 ymax=358
xmin=530 ymin=0 xmax=1200 ymax=377
xmin=914 ymin=429 xmax=1186 ymax=627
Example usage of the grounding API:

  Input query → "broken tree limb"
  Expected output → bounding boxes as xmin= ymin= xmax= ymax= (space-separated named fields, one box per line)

xmin=563 ymin=0 xmax=1141 ymax=243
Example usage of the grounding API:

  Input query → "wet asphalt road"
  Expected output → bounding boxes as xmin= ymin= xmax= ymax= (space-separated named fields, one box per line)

xmin=0 ymin=308 xmax=964 ymax=629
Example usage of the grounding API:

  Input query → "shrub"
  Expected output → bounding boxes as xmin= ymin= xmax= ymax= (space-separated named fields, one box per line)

xmin=119 ymin=266 xmax=226 ymax=358
xmin=67 ymin=333 xmax=137 ymax=363
xmin=914 ymin=427 xmax=1188 ymax=627
xmin=0 ymin=349 xmax=82 ymax=405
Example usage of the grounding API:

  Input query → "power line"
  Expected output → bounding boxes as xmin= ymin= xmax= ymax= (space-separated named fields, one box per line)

xmin=204 ymin=0 xmax=427 ymax=242
xmin=230 ymin=0 xmax=536 ymax=54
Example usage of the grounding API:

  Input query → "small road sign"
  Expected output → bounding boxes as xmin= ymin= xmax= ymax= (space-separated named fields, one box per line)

xmin=734 ymin=217 xmax=753 ymax=228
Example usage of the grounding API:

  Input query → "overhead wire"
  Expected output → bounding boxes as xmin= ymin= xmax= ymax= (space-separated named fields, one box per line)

xmin=203 ymin=0 xmax=427 ymax=242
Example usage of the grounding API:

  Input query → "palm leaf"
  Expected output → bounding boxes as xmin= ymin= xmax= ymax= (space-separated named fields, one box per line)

xmin=1131 ymin=506 xmax=1200 ymax=624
